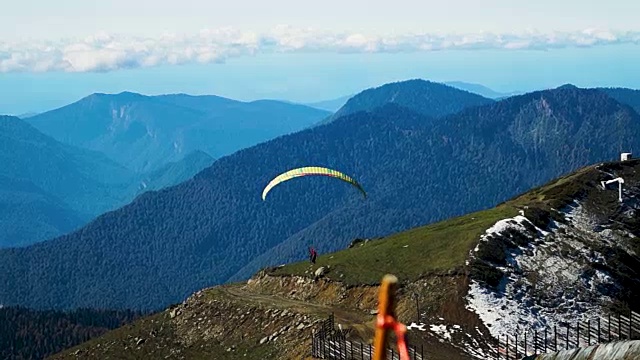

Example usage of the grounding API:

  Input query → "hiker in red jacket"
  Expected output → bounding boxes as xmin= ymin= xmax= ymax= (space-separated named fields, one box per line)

xmin=309 ymin=247 xmax=317 ymax=264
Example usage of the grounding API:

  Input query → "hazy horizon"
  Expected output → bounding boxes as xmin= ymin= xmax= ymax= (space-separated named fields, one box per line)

xmin=2 ymin=0 xmax=639 ymax=114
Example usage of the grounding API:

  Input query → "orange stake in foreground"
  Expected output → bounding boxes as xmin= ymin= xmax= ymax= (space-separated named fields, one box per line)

xmin=373 ymin=274 xmax=411 ymax=360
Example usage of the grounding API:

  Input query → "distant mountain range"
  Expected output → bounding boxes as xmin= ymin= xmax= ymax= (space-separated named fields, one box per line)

xmin=0 ymin=115 xmax=215 ymax=248
xmin=444 ymin=81 xmax=522 ymax=99
xmin=324 ymin=79 xmax=495 ymax=124
xmin=304 ymin=95 xmax=353 ymax=112
xmin=2 ymin=82 xmax=640 ymax=311
xmin=302 ymin=80 xmax=519 ymax=113
xmin=2 ymin=94 xmax=329 ymax=247
xmin=136 ymin=150 xmax=214 ymax=195
xmin=0 ymin=115 xmax=135 ymax=247
xmin=26 ymin=92 xmax=331 ymax=173
xmin=16 ymin=112 xmax=39 ymax=119
xmin=0 ymin=175 xmax=86 ymax=248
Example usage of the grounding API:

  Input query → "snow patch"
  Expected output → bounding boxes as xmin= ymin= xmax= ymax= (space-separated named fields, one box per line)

xmin=407 ymin=322 xmax=426 ymax=331
xmin=428 ymin=321 xmax=492 ymax=359
xmin=466 ymin=202 xmax=630 ymax=339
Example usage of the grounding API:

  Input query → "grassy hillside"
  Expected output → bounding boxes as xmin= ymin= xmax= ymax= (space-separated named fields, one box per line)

xmin=48 ymin=159 xmax=640 ymax=360
xmin=272 ymin=159 xmax=640 ymax=284
xmin=271 ymin=206 xmax=517 ymax=286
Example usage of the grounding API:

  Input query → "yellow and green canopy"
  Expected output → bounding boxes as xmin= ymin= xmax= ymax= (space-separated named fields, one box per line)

xmin=262 ymin=166 xmax=367 ymax=201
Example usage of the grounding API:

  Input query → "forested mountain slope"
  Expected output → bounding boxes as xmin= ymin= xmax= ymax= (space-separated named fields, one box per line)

xmin=27 ymin=92 xmax=331 ymax=172
xmin=0 ymin=86 xmax=638 ymax=312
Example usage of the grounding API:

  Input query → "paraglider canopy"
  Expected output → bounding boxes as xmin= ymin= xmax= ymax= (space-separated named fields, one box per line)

xmin=261 ymin=166 xmax=366 ymax=201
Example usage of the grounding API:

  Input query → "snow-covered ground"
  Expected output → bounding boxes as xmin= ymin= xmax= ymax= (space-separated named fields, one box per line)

xmin=465 ymin=198 xmax=637 ymax=342
xmin=425 ymin=318 xmax=492 ymax=359
xmin=422 ymin=166 xmax=640 ymax=358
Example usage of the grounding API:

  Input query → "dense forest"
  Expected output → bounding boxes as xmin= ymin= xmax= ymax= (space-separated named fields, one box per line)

xmin=325 ymin=79 xmax=494 ymax=122
xmin=599 ymin=87 xmax=640 ymax=114
xmin=0 ymin=306 xmax=147 ymax=360
xmin=0 ymin=116 xmax=215 ymax=248
xmin=26 ymin=92 xmax=330 ymax=172
xmin=0 ymin=85 xmax=639 ymax=312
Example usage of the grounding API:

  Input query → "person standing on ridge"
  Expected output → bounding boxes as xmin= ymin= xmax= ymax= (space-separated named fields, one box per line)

xmin=309 ymin=247 xmax=317 ymax=264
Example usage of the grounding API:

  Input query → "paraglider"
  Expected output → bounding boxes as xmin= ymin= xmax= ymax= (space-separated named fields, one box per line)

xmin=261 ymin=166 xmax=367 ymax=201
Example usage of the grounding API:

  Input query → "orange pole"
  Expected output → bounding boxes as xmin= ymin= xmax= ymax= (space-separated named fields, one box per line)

xmin=373 ymin=274 xmax=397 ymax=360
xmin=373 ymin=274 xmax=411 ymax=360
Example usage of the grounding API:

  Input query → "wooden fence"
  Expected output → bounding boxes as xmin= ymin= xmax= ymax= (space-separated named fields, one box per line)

xmin=311 ymin=313 xmax=424 ymax=359
xmin=494 ymin=310 xmax=640 ymax=359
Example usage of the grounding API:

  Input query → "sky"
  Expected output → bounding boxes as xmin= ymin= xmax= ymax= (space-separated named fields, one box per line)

xmin=1 ymin=0 xmax=639 ymax=114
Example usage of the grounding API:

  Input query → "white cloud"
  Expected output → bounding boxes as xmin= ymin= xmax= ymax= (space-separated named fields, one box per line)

xmin=1 ymin=26 xmax=638 ymax=73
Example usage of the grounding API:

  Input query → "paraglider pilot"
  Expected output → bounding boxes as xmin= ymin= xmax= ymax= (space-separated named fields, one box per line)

xmin=309 ymin=247 xmax=317 ymax=264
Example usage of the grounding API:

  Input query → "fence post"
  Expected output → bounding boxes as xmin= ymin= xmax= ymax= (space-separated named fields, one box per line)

xmin=344 ymin=339 xmax=347 ymax=360
xmin=598 ymin=317 xmax=601 ymax=343
xmin=566 ymin=325 xmax=569 ymax=350
xmin=577 ymin=322 xmax=580 ymax=347
xmin=534 ymin=330 xmax=538 ymax=355
xmin=343 ymin=339 xmax=346 ymax=360
xmin=544 ymin=327 xmax=547 ymax=353
xmin=588 ymin=319 xmax=591 ymax=346
xmin=629 ymin=310 xmax=633 ymax=340
xmin=524 ymin=331 xmax=527 ymax=357
xmin=554 ymin=325 xmax=557 ymax=352
xmin=618 ymin=313 xmax=621 ymax=340
xmin=515 ymin=333 xmax=518 ymax=359
xmin=421 ymin=344 xmax=424 ymax=360
xmin=323 ymin=336 xmax=326 ymax=359
xmin=506 ymin=335 xmax=509 ymax=359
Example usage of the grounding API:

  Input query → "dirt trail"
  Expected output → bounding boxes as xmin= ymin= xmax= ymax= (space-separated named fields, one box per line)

xmin=221 ymin=283 xmax=371 ymax=328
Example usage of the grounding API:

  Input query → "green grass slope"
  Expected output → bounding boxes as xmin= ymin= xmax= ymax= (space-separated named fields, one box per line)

xmin=47 ymin=160 xmax=640 ymax=360
xmin=271 ymin=159 xmax=640 ymax=286
xmin=272 ymin=206 xmax=518 ymax=286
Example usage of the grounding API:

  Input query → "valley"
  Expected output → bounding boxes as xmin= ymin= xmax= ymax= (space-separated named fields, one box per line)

xmin=2 ymin=79 xmax=640 ymax=359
